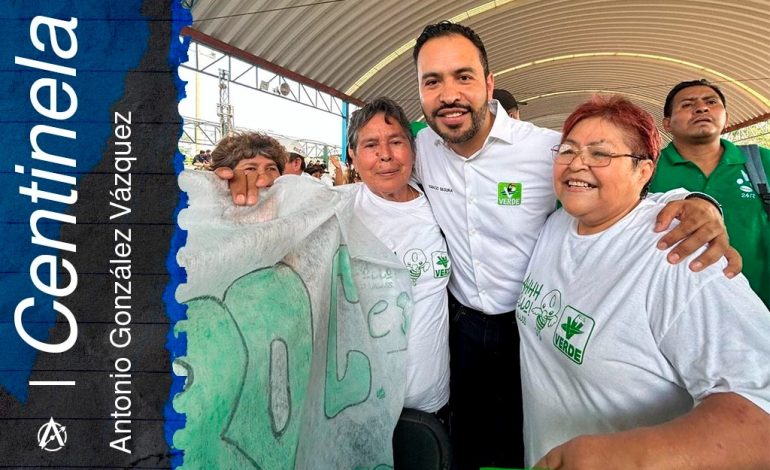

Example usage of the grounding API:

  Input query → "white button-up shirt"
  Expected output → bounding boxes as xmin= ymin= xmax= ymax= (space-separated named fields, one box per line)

xmin=415 ymin=101 xmax=560 ymax=314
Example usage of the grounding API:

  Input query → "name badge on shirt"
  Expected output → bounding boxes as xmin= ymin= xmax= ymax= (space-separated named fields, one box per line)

xmin=498 ymin=182 xmax=522 ymax=205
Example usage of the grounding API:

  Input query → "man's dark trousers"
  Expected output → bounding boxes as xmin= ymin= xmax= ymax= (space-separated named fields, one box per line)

xmin=448 ymin=293 xmax=523 ymax=470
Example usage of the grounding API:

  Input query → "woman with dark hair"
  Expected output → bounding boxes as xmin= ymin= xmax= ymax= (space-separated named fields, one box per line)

xmin=212 ymin=97 xmax=451 ymax=416
xmin=210 ymin=131 xmax=286 ymax=190
xmin=342 ymin=97 xmax=451 ymax=416
xmin=517 ymin=95 xmax=770 ymax=469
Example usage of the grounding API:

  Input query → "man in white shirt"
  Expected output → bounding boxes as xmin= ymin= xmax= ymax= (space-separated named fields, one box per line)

xmin=411 ymin=21 xmax=740 ymax=469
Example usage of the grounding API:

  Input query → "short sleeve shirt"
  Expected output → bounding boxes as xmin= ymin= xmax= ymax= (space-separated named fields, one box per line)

xmin=650 ymin=140 xmax=770 ymax=307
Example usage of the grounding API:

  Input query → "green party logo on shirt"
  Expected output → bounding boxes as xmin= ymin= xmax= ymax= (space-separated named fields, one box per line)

xmin=552 ymin=306 xmax=595 ymax=365
xmin=431 ymin=251 xmax=451 ymax=278
xmin=497 ymin=182 xmax=522 ymax=205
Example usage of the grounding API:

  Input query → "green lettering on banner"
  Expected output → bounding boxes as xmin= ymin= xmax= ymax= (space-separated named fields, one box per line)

xmin=224 ymin=267 xmax=313 ymax=468
xmin=397 ymin=291 xmax=409 ymax=335
xmin=174 ymin=265 xmax=313 ymax=469
xmin=325 ymin=246 xmax=372 ymax=418
xmin=173 ymin=297 xmax=254 ymax=469
xmin=367 ymin=300 xmax=390 ymax=339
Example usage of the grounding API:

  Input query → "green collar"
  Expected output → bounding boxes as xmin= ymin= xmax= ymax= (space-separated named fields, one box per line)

xmin=661 ymin=139 xmax=746 ymax=166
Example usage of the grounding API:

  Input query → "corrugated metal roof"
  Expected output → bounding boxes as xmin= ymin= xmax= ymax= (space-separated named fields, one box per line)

xmin=188 ymin=0 xmax=770 ymax=135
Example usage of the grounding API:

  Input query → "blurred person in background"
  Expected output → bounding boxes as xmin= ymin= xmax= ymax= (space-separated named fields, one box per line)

xmin=492 ymin=88 xmax=525 ymax=120
xmin=283 ymin=151 xmax=306 ymax=176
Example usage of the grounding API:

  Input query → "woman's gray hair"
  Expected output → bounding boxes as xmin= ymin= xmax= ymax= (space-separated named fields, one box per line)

xmin=347 ymin=97 xmax=415 ymax=153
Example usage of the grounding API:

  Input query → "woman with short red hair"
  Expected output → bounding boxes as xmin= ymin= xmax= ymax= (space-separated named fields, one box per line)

xmin=518 ymin=95 xmax=770 ymax=469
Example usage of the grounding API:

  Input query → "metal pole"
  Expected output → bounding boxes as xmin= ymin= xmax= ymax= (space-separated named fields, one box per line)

xmin=341 ymin=101 xmax=349 ymax=163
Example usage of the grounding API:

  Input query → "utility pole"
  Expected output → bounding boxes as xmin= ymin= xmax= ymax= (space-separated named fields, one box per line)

xmin=217 ymin=68 xmax=234 ymax=136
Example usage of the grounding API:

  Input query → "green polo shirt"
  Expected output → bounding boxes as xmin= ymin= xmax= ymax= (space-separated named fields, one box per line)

xmin=650 ymin=139 xmax=770 ymax=307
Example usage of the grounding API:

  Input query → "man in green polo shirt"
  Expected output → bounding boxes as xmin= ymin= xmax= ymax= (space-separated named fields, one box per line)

xmin=650 ymin=79 xmax=770 ymax=307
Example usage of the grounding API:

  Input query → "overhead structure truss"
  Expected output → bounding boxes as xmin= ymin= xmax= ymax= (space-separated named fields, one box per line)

xmin=182 ymin=39 xmax=346 ymax=116
xmin=180 ymin=117 xmax=224 ymax=148
xmin=179 ymin=116 xmax=342 ymax=158
xmin=725 ymin=119 xmax=770 ymax=145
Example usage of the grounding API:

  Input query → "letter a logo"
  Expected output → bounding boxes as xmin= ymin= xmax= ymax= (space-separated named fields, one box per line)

xmin=37 ymin=417 xmax=67 ymax=452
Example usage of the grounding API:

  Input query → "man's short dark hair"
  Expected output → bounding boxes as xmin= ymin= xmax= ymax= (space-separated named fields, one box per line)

xmin=305 ymin=163 xmax=326 ymax=176
xmin=493 ymin=89 xmax=522 ymax=112
xmin=288 ymin=151 xmax=306 ymax=171
xmin=413 ymin=21 xmax=490 ymax=77
xmin=664 ymin=79 xmax=726 ymax=118
xmin=347 ymin=97 xmax=415 ymax=153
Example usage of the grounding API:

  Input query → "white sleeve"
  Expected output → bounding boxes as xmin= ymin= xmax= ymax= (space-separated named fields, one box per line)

xmin=646 ymin=187 xmax=689 ymax=203
xmin=657 ymin=274 xmax=770 ymax=415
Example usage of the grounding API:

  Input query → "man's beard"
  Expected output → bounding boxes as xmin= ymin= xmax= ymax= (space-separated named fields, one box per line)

xmin=424 ymin=101 xmax=487 ymax=145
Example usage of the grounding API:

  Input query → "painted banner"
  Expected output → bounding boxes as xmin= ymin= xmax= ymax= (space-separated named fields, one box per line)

xmin=175 ymin=172 xmax=411 ymax=469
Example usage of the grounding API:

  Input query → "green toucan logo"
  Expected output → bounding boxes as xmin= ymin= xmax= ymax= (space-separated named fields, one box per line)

xmin=561 ymin=316 xmax=584 ymax=339
xmin=553 ymin=307 xmax=595 ymax=365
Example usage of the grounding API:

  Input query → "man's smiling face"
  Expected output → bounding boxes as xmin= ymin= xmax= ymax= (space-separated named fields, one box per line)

xmin=417 ymin=34 xmax=494 ymax=155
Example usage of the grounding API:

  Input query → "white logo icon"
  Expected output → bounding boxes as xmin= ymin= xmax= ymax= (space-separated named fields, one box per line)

xmin=37 ymin=417 xmax=67 ymax=452
xmin=737 ymin=170 xmax=755 ymax=193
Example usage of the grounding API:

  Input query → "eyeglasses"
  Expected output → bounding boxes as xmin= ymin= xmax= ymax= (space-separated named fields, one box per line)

xmin=551 ymin=144 xmax=650 ymax=167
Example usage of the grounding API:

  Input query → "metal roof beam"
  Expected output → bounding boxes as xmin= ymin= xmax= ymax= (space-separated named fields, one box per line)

xmin=182 ymin=27 xmax=365 ymax=110
xmin=182 ymin=38 xmax=349 ymax=116
xmin=725 ymin=112 xmax=770 ymax=133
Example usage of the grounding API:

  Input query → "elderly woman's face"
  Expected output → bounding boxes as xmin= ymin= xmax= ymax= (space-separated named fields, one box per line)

xmin=234 ymin=155 xmax=281 ymax=188
xmin=554 ymin=117 xmax=654 ymax=235
xmin=351 ymin=112 xmax=414 ymax=202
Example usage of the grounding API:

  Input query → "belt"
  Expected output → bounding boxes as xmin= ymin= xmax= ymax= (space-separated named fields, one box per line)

xmin=431 ymin=402 xmax=451 ymax=428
